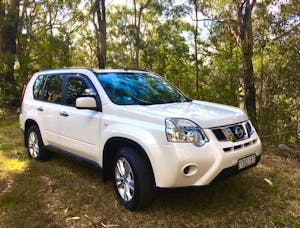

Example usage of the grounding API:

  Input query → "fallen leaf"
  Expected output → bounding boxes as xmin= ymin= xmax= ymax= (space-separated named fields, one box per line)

xmin=2 ymin=180 xmax=13 ymax=194
xmin=84 ymin=214 xmax=91 ymax=219
xmin=264 ymin=178 xmax=273 ymax=186
xmin=101 ymin=222 xmax=119 ymax=227
xmin=64 ymin=207 xmax=69 ymax=215
xmin=66 ymin=216 xmax=80 ymax=222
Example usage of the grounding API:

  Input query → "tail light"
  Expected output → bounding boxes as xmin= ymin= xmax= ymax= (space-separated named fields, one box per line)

xmin=21 ymin=76 xmax=32 ymax=103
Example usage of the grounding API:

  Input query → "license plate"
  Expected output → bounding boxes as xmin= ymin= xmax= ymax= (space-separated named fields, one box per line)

xmin=238 ymin=154 xmax=256 ymax=170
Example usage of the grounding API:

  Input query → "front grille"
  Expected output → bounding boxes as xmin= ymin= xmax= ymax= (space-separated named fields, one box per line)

xmin=222 ymin=139 xmax=258 ymax=152
xmin=213 ymin=129 xmax=227 ymax=141
xmin=212 ymin=121 xmax=254 ymax=142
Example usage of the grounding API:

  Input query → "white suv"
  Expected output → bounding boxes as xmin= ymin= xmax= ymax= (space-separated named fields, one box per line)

xmin=20 ymin=68 xmax=262 ymax=210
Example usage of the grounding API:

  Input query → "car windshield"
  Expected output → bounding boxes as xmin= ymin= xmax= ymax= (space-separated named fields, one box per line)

xmin=96 ymin=72 xmax=192 ymax=105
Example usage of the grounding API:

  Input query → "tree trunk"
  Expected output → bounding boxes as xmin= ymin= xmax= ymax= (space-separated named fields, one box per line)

xmin=133 ymin=0 xmax=151 ymax=68
xmin=93 ymin=0 xmax=106 ymax=69
xmin=0 ymin=0 xmax=20 ymax=106
xmin=232 ymin=0 xmax=257 ymax=125
xmin=193 ymin=0 xmax=199 ymax=93
xmin=243 ymin=49 xmax=256 ymax=123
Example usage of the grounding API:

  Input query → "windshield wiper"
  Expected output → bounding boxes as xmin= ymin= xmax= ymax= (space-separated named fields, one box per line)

xmin=163 ymin=98 xmax=192 ymax=104
xmin=136 ymin=100 xmax=153 ymax=105
xmin=130 ymin=95 xmax=153 ymax=105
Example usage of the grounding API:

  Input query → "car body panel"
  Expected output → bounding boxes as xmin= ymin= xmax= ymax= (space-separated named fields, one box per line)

xmin=58 ymin=105 xmax=102 ymax=161
xmin=20 ymin=68 xmax=262 ymax=189
xmin=123 ymin=100 xmax=248 ymax=129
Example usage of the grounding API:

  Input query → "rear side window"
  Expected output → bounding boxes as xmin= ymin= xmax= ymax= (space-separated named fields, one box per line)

xmin=43 ymin=75 xmax=64 ymax=103
xmin=33 ymin=75 xmax=47 ymax=100
xmin=66 ymin=77 xmax=96 ymax=106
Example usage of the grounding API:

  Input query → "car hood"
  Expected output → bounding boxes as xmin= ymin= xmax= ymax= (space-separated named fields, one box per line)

xmin=124 ymin=100 xmax=248 ymax=128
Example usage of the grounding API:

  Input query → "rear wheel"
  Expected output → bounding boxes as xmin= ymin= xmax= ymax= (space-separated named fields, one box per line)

xmin=26 ymin=125 xmax=50 ymax=161
xmin=113 ymin=147 xmax=155 ymax=210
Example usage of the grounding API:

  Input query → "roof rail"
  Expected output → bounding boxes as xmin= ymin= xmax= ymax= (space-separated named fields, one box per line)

xmin=123 ymin=68 xmax=150 ymax=72
xmin=38 ymin=67 xmax=96 ymax=73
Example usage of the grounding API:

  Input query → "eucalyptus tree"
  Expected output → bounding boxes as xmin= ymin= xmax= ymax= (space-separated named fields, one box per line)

xmin=106 ymin=0 xmax=162 ymax=68
xmin=232 ymin=0 xmax=257 ymax=124
xmin=91 ymin=0 xmax=106 ymax=69
xmin=132 ymin=0 xmax=151 ymax=68
xmin=193 ymin=0 xmax=257 ymax=123
xmin=0 ymin=0 xmax=20 ymax=105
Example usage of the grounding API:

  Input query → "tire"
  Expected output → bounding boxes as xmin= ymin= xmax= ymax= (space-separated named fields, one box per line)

xmin=113 ymin=147 xmax=155 ymax=210
xmin=26 ymin=125 xmax=50 ymax=161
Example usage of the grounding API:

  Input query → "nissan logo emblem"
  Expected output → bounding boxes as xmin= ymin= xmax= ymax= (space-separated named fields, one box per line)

xmin=234 ymin=127 xmax=244 ymax=138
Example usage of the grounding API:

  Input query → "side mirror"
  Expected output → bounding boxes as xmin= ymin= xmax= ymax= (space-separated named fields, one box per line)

xmin=76 ymin=97 xmax=97 ymax=110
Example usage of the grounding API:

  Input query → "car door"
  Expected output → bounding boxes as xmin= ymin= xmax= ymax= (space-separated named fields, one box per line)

xmin=58 ymin=74 xmax=102 ymax=161
xmin=39 ymin=74 xmax=64 ymax=146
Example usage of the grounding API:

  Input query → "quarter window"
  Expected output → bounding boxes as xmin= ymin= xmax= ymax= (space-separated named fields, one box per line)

xmin=33 ymin=75 xmax=46 ymax=100
xmin=43 ymin=75 xmax=64 ymax=103
xmin=66 ymin=77 xmax=96 ymax=106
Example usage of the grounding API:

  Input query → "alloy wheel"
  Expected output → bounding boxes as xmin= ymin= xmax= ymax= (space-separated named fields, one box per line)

xmin=28 ymin=131 xmax=39 ymax=158
xmin=115 ymin=157 xmax=135 ymax=202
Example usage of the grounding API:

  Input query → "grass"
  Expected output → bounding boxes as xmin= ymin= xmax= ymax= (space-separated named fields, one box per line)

xmin=0 ymin=116 xmax=299 ymax=227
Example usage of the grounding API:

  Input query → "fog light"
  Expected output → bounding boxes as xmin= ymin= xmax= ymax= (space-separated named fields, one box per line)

xmin=183 ymin=166 xmax=190 ymax=175
xmin=182 ymin=164 xmax=198 ymax=176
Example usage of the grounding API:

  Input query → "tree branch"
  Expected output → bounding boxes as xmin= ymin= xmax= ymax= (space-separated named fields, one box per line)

xmin=194 ymin=18 xmax=238 ymax=25
xmin=270 ymin=22 xmax=300 ymax=41
xmin=250 ymin=0 xmax=256 ymax=10
xmin=140 ymin=0 xmax=151 ymax=12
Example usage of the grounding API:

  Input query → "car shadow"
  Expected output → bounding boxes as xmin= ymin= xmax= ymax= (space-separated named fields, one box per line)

xmin=149 ymin=171 xmax=269 ymax=215
xmin=49 ymin=150 xmax=268 ymax=213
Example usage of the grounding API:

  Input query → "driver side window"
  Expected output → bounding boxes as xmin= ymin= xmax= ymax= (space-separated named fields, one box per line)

xmin=65 ymin=76 xmax=96 ymax=106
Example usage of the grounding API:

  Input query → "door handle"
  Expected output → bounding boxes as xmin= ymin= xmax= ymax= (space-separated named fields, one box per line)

xmin=60 ymin=111 xmax=69 ymax=117
xmin=37 ymin=107 xmax=44 ymax=112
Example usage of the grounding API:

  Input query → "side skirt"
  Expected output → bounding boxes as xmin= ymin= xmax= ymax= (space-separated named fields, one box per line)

xmin=45 ymin=144 xmax=102 ymax=169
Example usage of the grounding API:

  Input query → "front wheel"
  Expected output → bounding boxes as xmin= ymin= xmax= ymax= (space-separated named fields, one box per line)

xmin=113 ymin=147 xmax=155 ymax=210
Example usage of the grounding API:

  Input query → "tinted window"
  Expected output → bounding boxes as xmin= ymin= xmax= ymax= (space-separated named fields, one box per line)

xmin=97 ymin=72 xmax=191 ymax=105
xmin=43 ymin=75 xmax=64 ymax=103
xmin=33 ymin=75 xmax=46 ymax=100
xmin=66 ymin=77 xmax=96 ymax=106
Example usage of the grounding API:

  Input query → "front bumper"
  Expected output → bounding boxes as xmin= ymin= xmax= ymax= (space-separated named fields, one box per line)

xmin=211 ymin=154 xmax=261 ymax=184
xmin=151 ymin=130 xmax=262 ymax=188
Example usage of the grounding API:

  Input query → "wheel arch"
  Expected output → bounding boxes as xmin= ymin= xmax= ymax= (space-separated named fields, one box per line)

xmin=102 ymin=137 xmax=156 ymax=185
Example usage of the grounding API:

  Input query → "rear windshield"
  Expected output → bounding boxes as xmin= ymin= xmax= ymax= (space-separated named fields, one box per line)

xmin=96 ymin=72 xmax=191 ymax=105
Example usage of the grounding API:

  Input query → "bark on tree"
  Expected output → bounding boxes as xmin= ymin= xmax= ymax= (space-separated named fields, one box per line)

xmin=92 ymin=0 xmax=106 ymax=69
xmin=133 ymin=0 xmax=151 ymax=68
xmin=193 ymin=0 xmax=199 ymax=93
xmin=0 ymin=0 xmax=20 ymax=105
xmin=231 ymin=0 xmax=257 ymax=125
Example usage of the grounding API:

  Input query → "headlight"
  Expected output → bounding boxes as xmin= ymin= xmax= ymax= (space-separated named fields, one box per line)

xmin=165 ymin=118 xmax=208 ymax=147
